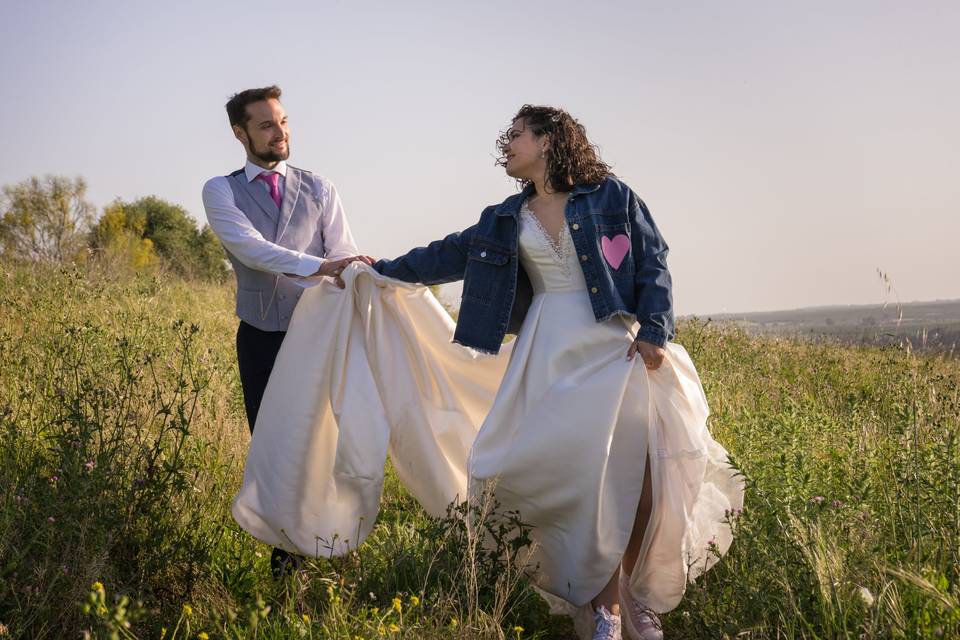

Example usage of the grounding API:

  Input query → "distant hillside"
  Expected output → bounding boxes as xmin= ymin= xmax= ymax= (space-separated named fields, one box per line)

xmin=696 ymin=299 xmax=960 ymax=354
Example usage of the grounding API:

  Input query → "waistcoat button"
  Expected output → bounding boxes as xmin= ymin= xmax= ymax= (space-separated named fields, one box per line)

xmin=591 ymin=287 xmax=598 ymax=294
xmin=581 ymin=255 xmax=588 ymax=262
xmin=572 ymin=223 xmax=580 ymax=230
xmin=480 ymin=251 xmax=487 ymax=258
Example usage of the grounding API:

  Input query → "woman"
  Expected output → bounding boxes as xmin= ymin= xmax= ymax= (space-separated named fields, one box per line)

xmin=371 ymin=105 xmax=743 ymax=640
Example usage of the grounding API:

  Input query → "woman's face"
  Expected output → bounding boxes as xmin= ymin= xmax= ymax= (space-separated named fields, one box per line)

xmin=502 ymin=119 xmax=546 ymax=181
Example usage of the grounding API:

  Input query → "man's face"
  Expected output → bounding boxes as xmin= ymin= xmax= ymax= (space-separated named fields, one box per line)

xmin=234 ymin=98 xmax=290 ymax=164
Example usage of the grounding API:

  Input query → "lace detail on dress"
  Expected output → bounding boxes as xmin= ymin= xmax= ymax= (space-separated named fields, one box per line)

xmin=520 ymin=200 xmax=573 ymax=278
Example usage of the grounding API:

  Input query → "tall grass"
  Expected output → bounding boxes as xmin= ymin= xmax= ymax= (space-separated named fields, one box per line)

xmin=0 ymin=261 xmax=958 ymax=638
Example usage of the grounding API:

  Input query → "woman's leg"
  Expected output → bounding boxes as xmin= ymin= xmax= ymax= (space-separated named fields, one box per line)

xmin=591 ymin=451 xmax=653 ymax=613
xmin=623 ymin=452 xmax=654 ymax=576
xmin=591 ymin=568 xmax=621 ymax=615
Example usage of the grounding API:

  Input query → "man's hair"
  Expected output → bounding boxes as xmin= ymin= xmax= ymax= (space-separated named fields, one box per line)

xmin=225 ymin=85 xmax=283 ymax=129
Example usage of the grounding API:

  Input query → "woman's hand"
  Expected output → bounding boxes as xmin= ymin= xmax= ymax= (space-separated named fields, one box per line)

xmin=627 ymin=339 xmax=666 ymax=370
xmin=317 ymin=256 xmax=374 ymax=288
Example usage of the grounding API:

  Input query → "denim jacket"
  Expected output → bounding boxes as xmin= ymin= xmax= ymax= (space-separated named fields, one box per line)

xmin=373 ymin=176 xmax=674 ymax=354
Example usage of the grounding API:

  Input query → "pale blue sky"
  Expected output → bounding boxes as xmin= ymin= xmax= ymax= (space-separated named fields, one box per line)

xmin=2 ymin=1 xmax=957 ymax=314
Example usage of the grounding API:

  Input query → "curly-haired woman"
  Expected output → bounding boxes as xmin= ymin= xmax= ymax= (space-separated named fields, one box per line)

xmin=372 ymin=105 xmax=744 ymax=640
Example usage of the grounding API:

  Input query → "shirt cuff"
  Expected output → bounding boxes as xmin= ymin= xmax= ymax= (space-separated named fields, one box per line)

xmin=292 ymin=253 xmax=324 ymax=277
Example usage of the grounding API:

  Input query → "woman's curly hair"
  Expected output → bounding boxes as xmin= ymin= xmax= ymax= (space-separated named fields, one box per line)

xmin=496 ymin=105 xmax=613 ymax=192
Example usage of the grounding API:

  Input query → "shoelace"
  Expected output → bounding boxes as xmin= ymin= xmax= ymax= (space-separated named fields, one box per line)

xmin=594 ymin=611 xmax=619 ymax=638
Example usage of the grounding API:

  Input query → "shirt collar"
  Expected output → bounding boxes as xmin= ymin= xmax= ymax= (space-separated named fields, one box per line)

xmin=244 ymin=159 xmax=288 ymax=183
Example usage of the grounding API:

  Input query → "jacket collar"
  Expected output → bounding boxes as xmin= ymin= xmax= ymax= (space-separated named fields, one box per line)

xmin=494 ymin=181 xmax=602 ymax=216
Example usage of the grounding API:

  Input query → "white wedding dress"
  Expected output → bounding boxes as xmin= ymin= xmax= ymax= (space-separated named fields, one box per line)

xmin=232 ymin=200 xmax=744 ymax=627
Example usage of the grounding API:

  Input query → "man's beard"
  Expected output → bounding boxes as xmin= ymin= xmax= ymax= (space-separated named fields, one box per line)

xmin=250 ymin=137 xmax=290 ymax=163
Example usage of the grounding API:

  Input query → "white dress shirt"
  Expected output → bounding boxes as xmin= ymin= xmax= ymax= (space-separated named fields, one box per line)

xmin=202 ymin=159 xmax=358 ymax=283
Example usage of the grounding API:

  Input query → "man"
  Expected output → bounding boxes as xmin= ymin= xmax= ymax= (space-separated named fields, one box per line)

xmin=202 ymin=85 xmax=366 ymax=577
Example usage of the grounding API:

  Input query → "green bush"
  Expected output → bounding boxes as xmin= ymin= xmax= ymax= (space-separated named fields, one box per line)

xmin=1 ymin=260 xmax=959 ymax=639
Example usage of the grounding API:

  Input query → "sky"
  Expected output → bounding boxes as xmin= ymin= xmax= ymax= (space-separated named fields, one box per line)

xmin=2 ymin=1 xmax=957 ymax=315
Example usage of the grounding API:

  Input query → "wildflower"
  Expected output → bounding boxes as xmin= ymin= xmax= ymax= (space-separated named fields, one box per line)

xmin=392 ymin=597 xmax=402 ymax=613
xmin=371 ymin=607 xmax=379 ymax=615
xmin=198 ymin=634 xmax=209 ymax=640
xmin=327 ymin=585 xmax=335 ymax=599
xmin=449 ymin=617 xmax=459 ymax=628
xmin=811 ymin=495 xmax=825 ymax=505
xmin=84 ymin=460 xmax=96 ymax=471
xmin=857 ymin=586 xmax=875 ymax=607
xmin=377 ymin=625 xmax=386 ymax=636
xmin=831 ymin=499 xmax=843 ymax=509
xmin=514 ymin=625 xmax=525 ymax=634
xmin=0 ymin=623 xmax=9 ymax=636
xmin=182 ymin=604 xmax=193 ymax=617
xmin=301 ymin=614 xmax=310 ymax=623
xmin=49 ymin=475 xmax=59 ymax=484
xmin=369 ymin=591 xmax=376 ymax=600
xmin=92 ymin=581 xmax=104 ymax=593
xmin=388 ymin=623 xmax=400 ymax=633
xmin=48 ymin=516 xmax=56 ymax=523
xmin=409 ymin=595 xmax=420 ymax=606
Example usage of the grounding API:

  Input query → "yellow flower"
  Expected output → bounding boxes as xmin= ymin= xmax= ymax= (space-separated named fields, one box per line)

xmin=449 ymin=617 xmax=459 ymax=628
xmin=377 ymin=625 xmax=386 ymax=636
xmin=409 ymin=595 xmax=420 ymax=606
xmin=392 ymin=597 xmax=402 ymax=613
xmin=198 ymin=634 xmax=209 ymax=640
xmin=514 ymin=625 xmax=525 ymax=634
xmin=301 ymin=613 xmax=311 ymax=623
xmin=327 ymin=585 xmax=335 ymax=598
xmin=91 ymin=581 xmax=104 ymax=593
xmin=371 ymin=607 xmax=379 ymax=615
xmin=388 ymin=623 xmax=400 ymax=633
xmin=182 ymin=604 xmax=193 ymax=617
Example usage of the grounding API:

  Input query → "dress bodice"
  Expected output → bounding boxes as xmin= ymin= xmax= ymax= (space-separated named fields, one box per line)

xmin=518 ymin=200 xmax=588 ymax=294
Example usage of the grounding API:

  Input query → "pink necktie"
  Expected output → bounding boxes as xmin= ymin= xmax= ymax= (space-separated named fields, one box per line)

xmin=255 ymin=171 xmax=282 ymax=209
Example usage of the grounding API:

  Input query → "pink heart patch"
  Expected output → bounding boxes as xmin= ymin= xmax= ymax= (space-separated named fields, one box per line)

xmin=601 ymin=234 xmax=630 ymax=270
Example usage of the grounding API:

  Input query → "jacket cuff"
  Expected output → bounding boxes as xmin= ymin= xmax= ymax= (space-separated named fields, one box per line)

xmin=636 ymin=325 xmax=668 ymax=348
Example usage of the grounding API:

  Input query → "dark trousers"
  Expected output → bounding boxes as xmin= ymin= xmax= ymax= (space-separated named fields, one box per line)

xmin=235 ymin=321 xmax=302 ymax=576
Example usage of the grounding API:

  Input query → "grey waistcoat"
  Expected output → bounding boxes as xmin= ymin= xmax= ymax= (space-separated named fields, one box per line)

xmin=225 ymin=166 xmax=329 ymax=332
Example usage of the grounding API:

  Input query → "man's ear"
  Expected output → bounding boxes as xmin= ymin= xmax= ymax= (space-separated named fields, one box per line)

xmin=232 ymin=124 xmax=248 ymax=145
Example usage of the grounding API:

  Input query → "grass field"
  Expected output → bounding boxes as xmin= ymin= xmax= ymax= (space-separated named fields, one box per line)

xmin=1 ymin=261 xmax=958 ymax=639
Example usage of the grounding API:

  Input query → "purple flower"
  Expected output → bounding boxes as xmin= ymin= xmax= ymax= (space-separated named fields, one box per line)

xmin=84 ymin=460 xmax=96 ymax=471
xmin=811 ymin=496 xmax=825 ymax=505
xmin=831 ymin=500 xmax=843 ymax=509
xmin=48 ymin=516 xmax=56 ymax=523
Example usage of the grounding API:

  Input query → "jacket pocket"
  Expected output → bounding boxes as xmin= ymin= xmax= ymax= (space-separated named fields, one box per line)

xmin=463 ymin=243 xmax=510 ymax=303
xmin=595 ymin=223 xmax=633 ymax=273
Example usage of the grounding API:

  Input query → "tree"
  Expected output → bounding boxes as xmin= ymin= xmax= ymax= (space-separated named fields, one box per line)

xmin=0 ymin=175 xmax=95 ymax=263
xmin=90 ymin=196 xmax=228 ymax=282
xmin=90 ymin=199 xmax=160 ymax=272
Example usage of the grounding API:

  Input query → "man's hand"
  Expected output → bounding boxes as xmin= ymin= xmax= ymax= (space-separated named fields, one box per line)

xmin=627 ymin=339 xmax=666 ymax=370
xmin=315 ymin=256 xmax=376 ymax=288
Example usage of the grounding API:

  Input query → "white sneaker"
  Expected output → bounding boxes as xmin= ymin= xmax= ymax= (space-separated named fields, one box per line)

xmin=592 ymin=605 xmax=622 ymax=640
xmin=619 ymin=571 xmax=663 ymax=640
